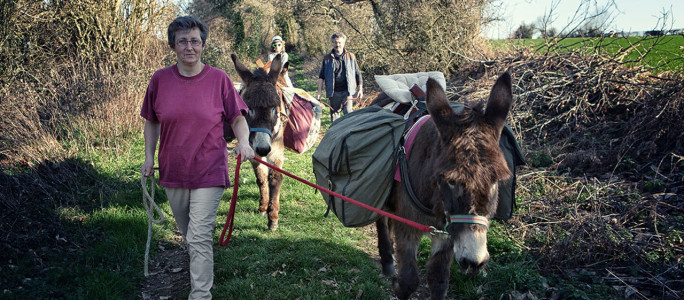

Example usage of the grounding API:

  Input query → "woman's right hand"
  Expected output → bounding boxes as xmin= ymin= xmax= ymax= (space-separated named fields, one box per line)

xmin=235 ymin=143 xmax=255 ymax=162
xmin=141 ymin=159 xmax=155 ymax=177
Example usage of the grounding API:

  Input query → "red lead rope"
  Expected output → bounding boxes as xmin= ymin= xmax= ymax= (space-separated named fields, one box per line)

xmin=219 ymin=154 xmax=242 ymax=246
xmin=219 ymin=155 xmax=434 ymax=246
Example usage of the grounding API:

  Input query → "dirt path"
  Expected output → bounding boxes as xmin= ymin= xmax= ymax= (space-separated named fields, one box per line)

xmin=140 ymin=234 xmax=190 ymax=300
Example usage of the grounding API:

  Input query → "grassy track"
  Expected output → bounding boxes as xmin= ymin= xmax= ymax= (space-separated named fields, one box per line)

xmin=31 ymin=109 xmax=611 ymax=300
xmin=212 ymin=132 xmax=389 ymax=299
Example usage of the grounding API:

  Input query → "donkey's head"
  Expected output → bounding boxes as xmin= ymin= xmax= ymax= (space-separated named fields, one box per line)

xmin=231 ymin=54 xmax=286 ymax=156
xmin=426 ymin=72 xmax=513 ymax=275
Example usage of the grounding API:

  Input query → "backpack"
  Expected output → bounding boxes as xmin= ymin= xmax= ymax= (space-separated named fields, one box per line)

xmin=496 ymin=122 xmax=526 ymax=219
xmin=313 ymin=73 xmax=526 ymax=226
xmin=312 ymin=106 xmax=406 ymax=227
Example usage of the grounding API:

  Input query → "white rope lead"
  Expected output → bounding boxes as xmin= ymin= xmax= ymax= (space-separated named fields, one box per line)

xmin=141 ymin=173 xmax=165 ymax=277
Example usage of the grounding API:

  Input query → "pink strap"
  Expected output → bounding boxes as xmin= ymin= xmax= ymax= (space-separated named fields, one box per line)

xmin=395 ymin=115 xmax=431 ymax=181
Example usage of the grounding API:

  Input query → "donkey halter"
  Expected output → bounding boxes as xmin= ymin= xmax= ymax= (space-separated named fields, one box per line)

xmin=445 ymin=215 xmax=490 ymax=231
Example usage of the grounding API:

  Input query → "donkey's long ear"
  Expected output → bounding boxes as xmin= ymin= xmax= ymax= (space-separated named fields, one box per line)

xmin=231 ymin=54 xmax=253 ymax=85
xmin=484 ymin=72 xmax=513 ymax=129
xmin=268 ymin=54 xmax=283 ymax=84
xmin=425 ymin=78 xmax=453 ymax=126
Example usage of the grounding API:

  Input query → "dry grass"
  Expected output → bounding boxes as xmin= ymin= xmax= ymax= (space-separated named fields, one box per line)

xmin=0 ymin=0 xmax=174 ymax=167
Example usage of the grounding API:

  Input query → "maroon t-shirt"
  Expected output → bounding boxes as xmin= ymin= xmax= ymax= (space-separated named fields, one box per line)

xmin=140 ymin=64 xmax=247 ymax=189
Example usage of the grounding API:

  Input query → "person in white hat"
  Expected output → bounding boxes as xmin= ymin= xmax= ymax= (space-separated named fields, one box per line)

xmin=268 ymin=35 xmax=292 ymax=86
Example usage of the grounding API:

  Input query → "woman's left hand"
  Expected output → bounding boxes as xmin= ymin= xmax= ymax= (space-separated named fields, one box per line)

xmin=235 ymin=143 xmax=255 ymax=162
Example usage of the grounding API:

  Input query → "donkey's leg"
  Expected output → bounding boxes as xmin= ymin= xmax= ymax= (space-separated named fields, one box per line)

xmin=266 ymin=163 xmax=284 ymax=231
xmin=252 ymin=163 xmax=270 ymax=216
xmin=392 ymin=225 xmax=421 ymax=300
xmin=427 ymin=236 xmax=454 ymax=300
xmin=376 ymin=217 xmax=396 ymax=276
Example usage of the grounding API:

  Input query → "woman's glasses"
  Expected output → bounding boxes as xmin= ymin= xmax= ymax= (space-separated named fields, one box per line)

xmin=272 ymin=43 xmax=282 ymax=47
xmin=177 ymin=39 xmax=202 ymax=47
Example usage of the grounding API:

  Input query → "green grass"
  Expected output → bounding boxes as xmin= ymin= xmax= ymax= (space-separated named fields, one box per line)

xmin=490 ymin=35 xmax=684 ymax=74
xmin=289 ymin=52 xmax=319 ymax=92
xmin=211 ymin=140 xmax=389 ymax=299
xmin=1 ymin=138 xmax=153 ymax=299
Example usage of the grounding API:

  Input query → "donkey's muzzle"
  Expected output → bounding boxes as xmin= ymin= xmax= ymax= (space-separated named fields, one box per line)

xmin=250 ymin=127 xmax=273 ymax=156
xmin=255 ymin=145 xmax=271 ymax=157
xmin=457 ymin=256 xmax=489 ymax=275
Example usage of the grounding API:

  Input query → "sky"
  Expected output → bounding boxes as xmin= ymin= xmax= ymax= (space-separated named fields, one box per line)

xmin=485 ymin=0 xmax=684 ymax=39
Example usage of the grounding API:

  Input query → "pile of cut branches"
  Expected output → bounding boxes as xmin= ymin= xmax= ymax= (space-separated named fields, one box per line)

xmin=453 ymin=46 xmax=683 ymax=176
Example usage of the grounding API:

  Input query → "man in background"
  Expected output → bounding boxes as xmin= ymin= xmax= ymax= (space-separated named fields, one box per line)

xmin=316 ymin=32 xmax=363 ymax=122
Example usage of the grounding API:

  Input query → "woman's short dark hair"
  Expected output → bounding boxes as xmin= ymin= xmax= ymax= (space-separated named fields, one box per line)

xmin=167 ymin=16 xmax=208 ymax=48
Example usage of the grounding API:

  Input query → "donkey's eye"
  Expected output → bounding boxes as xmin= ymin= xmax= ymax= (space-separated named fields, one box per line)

xmin=446 ymin=181 xmax=464 ymax=197
xmin=248 ymin=109 xmax=255 ymax=118
xmin=272 ymin=107 xmax=278 ymax=118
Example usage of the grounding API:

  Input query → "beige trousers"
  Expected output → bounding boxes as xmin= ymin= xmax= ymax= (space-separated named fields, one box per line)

xmin=165 ymin=187 xmax=224 ymax=300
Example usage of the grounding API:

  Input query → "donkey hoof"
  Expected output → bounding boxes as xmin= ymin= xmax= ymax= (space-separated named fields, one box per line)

xmin=268 ymin=219 xmax=279 ymax=231
xmin=382 ymin=264 xmax=396 ymax=276
xmin=259 ymin=210 xmax=267 ymax=216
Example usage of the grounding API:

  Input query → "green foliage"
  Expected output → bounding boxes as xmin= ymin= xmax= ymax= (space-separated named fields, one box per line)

xmin=484 ymin=253 xmax=548 ymax=298
xmin=204 ymin=0 xmax=276 ymax=62
xmin=0 ymin=136 xmax=150 ymax=299
xmin=528 ymin=151 xmax=554 ymax=168
xmin=548 ymin=272 xmax=617 ymax=299
xmin=198 ymin=0 xmax=490 ymax=77
xmin=289 ymin=52 xmax=318 ymax=92
xmin=642 ymin=178 xmax=666 ymax=193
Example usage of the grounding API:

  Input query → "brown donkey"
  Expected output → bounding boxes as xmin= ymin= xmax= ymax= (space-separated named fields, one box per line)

xmin=376 ymin=73 xmax=513 ymax=300
xmin=231 ymin=54 xmax=289 ymax=231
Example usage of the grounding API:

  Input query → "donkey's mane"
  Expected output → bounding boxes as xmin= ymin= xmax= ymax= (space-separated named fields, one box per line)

xmin=451 ymin=100 xmax=485 ymax=127
xmin=252 ymin=68 xmax=268 ymax=79
xmin=242 ymin=68 xmax=280 ymax=108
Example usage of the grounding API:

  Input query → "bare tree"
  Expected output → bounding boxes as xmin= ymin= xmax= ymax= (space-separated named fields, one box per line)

xmin=532 ymin=0 xmax=563 ymax=39
xmin=556 ymin=0 xmax=617 ymax=38
xmin=334 ymin=0 xmax=494 ymax=74
xmin=197 ymin=0 xmax=496 ymax=75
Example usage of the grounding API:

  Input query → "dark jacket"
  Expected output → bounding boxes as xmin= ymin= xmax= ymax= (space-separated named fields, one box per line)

xmin=319 ymin=50 xmax=362 ymax=98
